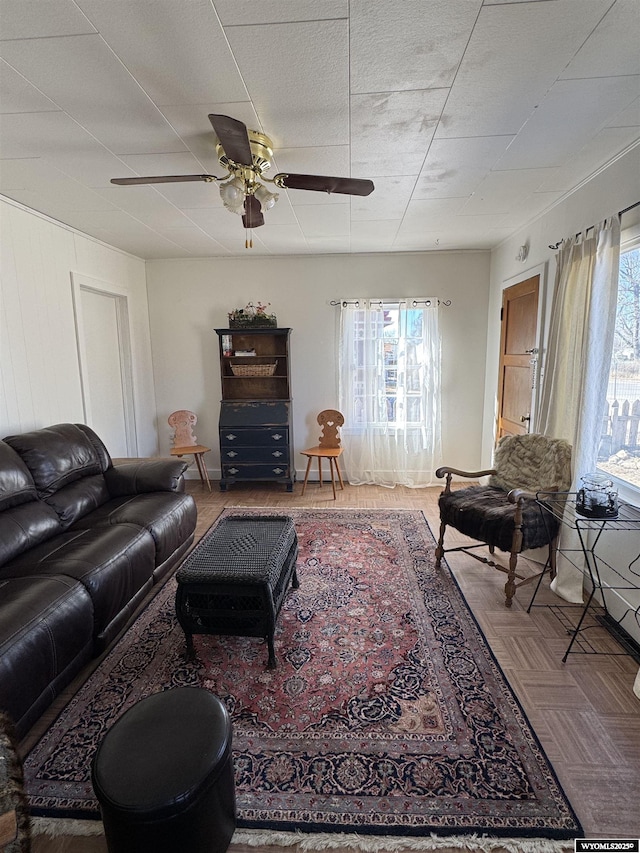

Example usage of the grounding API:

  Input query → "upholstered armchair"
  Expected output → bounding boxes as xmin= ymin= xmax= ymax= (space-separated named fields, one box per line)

xmin=434 ymin=433 xmax=572 ymax=607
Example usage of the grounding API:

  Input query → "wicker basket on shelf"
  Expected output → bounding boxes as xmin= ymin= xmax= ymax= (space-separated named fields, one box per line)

xmin=230 ymin=361 xmax=277 ymax=377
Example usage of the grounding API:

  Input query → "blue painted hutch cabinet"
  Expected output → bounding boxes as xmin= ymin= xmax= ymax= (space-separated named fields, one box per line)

xmin=215 ymin=328 xmax=294 ymax=492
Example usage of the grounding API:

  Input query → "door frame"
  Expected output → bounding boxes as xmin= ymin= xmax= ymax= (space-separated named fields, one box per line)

xmin=497 ymin=261 xmax=548 ymax=438
xmin=70 ymin=272 xmax=138 ymax=456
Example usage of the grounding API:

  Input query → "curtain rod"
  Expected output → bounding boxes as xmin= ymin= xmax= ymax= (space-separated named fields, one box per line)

xmin=330 ymin=298 xmax=451 ymax=307
xmin=548 ymin=200 xmax=640 ymax=250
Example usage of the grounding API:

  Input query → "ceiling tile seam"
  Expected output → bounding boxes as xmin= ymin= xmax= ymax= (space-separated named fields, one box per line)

xmin=0 ymin=110 xmax=62 ymax=116
xmin=65 ymin=31 xmax=193 ymax=150
xmin=205 ymin=12 xmax=258 ymax=122
xmin=1 ymin=72 xmax=193 ymax=171
xmin=349 ymin=86 xmax=451 ymax=98
xmin=0 ymin=55 xmax=66 ymax=111
xmin=0 ymin=31 xmax=98 ymax=43
xmin=0 ymin=59 xmax=197 ymax=174
xmin=559 ymin=73 xmax=640 ymax=82
xmin=387 ymin=104 xmax=454 ymax=242
xmin=10 ymin=159 xmax=125 ymax=210
xmin=272 ymin=143 xmax=350 ymax=153
xmin=283 ymin=205 xmax=313 ymax=254
xmin=221 ymin=18 xmax=348 ymax=31
xmin=147 ymin=205 xmax=235 ymax=251
xmin=98 ymin=204 xmax=212 ymax=254
xmin=501 ymin=7 xmax=629 ymax=149
xmin=553 ymin=0 xmax=619 ymax=81
xmin=382 ymin=3 xmax=483 ymax=241
xmin=432 ymin=133 xmax=518 ymax=141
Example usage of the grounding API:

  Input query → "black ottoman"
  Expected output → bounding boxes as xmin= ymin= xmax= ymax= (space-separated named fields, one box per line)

xmin=175 ymin=514 xmax=299 ymax=668
xmin=91 ymin=688 xmax=236 ymax=853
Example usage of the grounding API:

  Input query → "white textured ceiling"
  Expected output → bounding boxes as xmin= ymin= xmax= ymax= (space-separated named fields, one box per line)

xmin=0 ymin=0 xmax=638 ymax=258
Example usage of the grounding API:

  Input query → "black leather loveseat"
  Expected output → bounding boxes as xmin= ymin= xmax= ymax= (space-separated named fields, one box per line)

xmin=0 ymin=423 xmax=197 ymax=738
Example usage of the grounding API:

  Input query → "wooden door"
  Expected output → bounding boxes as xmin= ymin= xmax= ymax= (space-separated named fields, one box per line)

xmin=496 ymin=275 xmax=540 ymax=439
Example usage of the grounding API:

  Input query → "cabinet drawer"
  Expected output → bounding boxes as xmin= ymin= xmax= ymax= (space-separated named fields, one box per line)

xmin=222 ymin=463 xmax=291 ymax=480
xmin=220 ymin=445 xmax=289 ymax=463
xmin=219 ymin=427 xmax=288 ymax=447
xmin=219 ymin=400 xmax=290 ymax=427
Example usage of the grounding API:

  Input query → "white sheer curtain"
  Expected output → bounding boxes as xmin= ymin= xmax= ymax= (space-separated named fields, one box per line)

xmin=537 ymin=216 xmax=621 ymax=603
xmin=338 ymin=299 xmax=441 ymax=488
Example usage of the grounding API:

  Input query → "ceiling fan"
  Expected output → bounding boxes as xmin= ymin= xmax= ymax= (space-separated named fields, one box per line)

xmin=111 ymin=114 xmax=375 ymax=247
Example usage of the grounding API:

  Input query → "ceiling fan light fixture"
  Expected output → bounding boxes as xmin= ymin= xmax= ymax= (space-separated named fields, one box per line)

xmin=254 ymin=184 xmax=279 ymax=211
xmin=111 ymin=115 xmax=374 ymax=245
xmin=219 ymin=177 xmax=245 ymax=212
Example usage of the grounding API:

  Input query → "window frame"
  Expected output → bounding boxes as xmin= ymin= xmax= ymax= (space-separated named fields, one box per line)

xmin=596 ymin=223 xmax=640 ymax=507
xmin=345 ymin=303 xmax=433 ymax=432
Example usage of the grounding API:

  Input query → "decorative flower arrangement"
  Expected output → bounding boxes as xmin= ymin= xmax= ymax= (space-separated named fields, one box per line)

xmin=228 ymin=302 xmax=277 ymax=328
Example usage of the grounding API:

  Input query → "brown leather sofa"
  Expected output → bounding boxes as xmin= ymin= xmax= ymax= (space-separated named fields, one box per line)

xmin=0 ymin=423 xmax=197 ymax=738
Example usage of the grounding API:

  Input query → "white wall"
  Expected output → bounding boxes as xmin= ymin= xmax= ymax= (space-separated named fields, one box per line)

xmin=0 ymin=197 xmax=158 ymax=454
xmin=146 ymin=250 xmax=491 ymax=481
xmin=484 ymin=145 xmax=640 ymax=467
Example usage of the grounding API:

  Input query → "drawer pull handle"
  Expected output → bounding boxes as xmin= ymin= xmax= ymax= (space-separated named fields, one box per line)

xmin=226 ymin=451 xmax=237 ymax=458
xmin=225 ymin=433 xmax=237 ymax=441
xmin=273 ymin=468 xmax=284 ymax=474
xmin=272 ymin=451 xmax=283 ymax=457
xmin=271 ymin=433 xmax=283 ymax=441
xmin=228 ymin=467 xmax=239 ymax=475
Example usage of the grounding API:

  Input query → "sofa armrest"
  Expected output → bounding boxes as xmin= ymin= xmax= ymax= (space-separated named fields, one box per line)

xmin=104 ymin=460 xmax=189 ymax=497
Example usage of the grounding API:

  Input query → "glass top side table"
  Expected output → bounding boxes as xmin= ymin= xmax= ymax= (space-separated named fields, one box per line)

xmin=529 ymin=491 xmax=640 ymax=662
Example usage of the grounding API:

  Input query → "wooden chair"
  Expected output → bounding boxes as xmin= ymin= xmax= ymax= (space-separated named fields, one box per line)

xmin=301 ymin=409 xmax=345 ymax=500
xmin=168 ymin=410 xmax=211 ymax=491
xmin=434 ymin=433 xmax=572 ymax=607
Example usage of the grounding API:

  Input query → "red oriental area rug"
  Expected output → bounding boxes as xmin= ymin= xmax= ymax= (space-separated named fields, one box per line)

xmin=23 ymin=508 xmax=582 ymax=844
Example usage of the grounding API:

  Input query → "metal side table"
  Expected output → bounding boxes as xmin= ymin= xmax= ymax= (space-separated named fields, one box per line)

xmin=529 ymin=491 xmax=640 ymax=662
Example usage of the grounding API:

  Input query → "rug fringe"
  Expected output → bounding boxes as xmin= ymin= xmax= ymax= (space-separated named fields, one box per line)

xmin=30 ymin=816 xmax=105 ymax=838
xmin=232 ymin=829 xmax=575 ymax=852
xmin=30 ymin=820 xmax=575 ymax=852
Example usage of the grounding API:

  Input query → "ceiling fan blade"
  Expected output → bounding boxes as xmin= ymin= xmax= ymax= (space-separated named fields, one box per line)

xmin=274 ymin=173 xmax=374 ymax=197
xmin=209 ymin=114 xmax=253 ymax=167
xmin=242 ymin=195 xmax=264 ymax=229
xmin=111 ymin=175 xmax=216 ymax=185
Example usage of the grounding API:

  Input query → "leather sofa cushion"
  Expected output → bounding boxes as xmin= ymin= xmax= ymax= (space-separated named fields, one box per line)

xmin=0 ymin=441 xmax=65 ymax=568
xmin=0 ymin=524 xmax=156 ymax=640
xmin=4 ymin=423 xmax=105 ymax=498
xmin=45 ymin=474 xmax=111 ymax=528
xmin=0 ymin=576 xmax=94 ymax=738
xmin=0 ymin=441 xmax=37 ymax=511
xmin=0 ymin=500 xmax=63 ymax=568
xmin=72 ymin=492 xmax=197 ymax=567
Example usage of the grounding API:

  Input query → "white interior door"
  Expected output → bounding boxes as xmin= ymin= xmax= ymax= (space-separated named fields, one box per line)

xmin=72 ymin=275 xmax=137 ymax=457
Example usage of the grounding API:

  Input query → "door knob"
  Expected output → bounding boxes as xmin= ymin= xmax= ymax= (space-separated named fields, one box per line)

xmin=521 ymin=414 xmax=531 ymax=423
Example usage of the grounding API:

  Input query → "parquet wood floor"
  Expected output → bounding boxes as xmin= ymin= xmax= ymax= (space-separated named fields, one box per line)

xmin=27 ymin=480 xmax=640 ymax=852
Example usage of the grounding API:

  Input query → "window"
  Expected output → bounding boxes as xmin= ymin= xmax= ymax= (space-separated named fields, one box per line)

xmin=598 ymin=242 xmax=640 ymax=496
xmin=338 ymin=299 xmax=441 ymax=487
xmin=348 ymin=306 xmax=431 ymax=428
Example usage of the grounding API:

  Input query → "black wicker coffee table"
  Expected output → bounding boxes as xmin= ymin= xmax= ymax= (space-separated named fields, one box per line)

xmin=175 ymin=515 xmax=298 ymax=668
